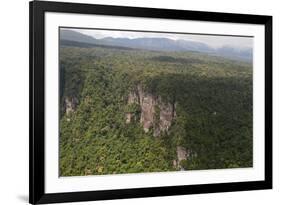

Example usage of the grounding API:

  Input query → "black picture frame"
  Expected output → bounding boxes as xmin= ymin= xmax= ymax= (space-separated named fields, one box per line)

xmin=29 ymin=0 xmax=272 ymax=204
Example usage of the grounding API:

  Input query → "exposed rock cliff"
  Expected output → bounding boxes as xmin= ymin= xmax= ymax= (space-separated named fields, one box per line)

xmin=125 ymin=113 xmax=133 ymax=124
xmin=64 ymin=96 xmax=78 ymax=116
xmin=174 ymin=146 xmax=189 ymax=170
xmin=153 ymin=97 xmax=176 ymax=137
xmin=126 ymin=85 xmax=176 ymax=136
xmin=125 ymin=91 xmax=140 ymax=124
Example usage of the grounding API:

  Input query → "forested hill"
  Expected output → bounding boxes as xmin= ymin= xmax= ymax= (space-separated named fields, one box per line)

xmin=59 ymin=40 xmax=253 ymax=176
xmin=60 ymin=29 xmax=252 ymax=62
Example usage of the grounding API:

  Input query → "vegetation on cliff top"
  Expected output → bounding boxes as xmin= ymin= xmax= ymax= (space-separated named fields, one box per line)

xmin=59 ymin=43 xmax=252 ymax=176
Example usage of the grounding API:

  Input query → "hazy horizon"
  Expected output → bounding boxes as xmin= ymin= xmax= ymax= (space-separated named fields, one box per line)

xmin=63 ymin=28 xmax=253 ymax=50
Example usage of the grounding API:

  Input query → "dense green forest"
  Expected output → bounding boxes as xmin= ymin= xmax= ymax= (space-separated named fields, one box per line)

xmin=59 ymin=42 xmax=253 ymax=176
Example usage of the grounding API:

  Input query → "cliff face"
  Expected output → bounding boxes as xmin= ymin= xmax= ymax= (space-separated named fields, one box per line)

xmin=154 ymin=97 xmax=176 ymax=136
xmin=138 ymin=86 xmax=156 ymax=133
xmin=64 ymin=96 xmax=78 ymax=116
xmin=125 ymin=91 xmax=139 ymax=124
xmin=172 ymin=146 xmax=190 ymax=170
xmin=126 ymin=85 xmax=176 ymax=136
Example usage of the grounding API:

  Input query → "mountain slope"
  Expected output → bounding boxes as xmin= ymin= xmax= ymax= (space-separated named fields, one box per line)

xmin=60 ymin=29 xmax=252 ymax=62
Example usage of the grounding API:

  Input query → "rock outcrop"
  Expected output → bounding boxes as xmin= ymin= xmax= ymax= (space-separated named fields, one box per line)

xmin=126 ymin=85 xmax=176 ymax=136
xmin=125 ymin=91 xmax=140 ymax=124
xmin=174 ymin=146 xmax=189 ymax=170
xmin=177 ymin=146 xmax=188 ymax=162
xmin=153 ymin=97 xmax=176 ymax=136
xmin=125 ymin=113 xmax=133 ymax=124
xmin=64 ymin=96 xmax=78 ymax=116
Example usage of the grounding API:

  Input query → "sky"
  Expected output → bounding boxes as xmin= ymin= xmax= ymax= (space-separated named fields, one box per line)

xmin=69 ymin=28 xmax=253 ymax=49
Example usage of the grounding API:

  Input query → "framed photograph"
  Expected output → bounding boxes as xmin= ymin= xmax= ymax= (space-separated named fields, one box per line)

xmin=29 ymin=0 xmax=272 ymax=204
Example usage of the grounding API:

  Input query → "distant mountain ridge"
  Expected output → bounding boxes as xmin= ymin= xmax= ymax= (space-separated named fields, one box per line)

xmin=60 ymin=29 xmax=252 ymax=62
